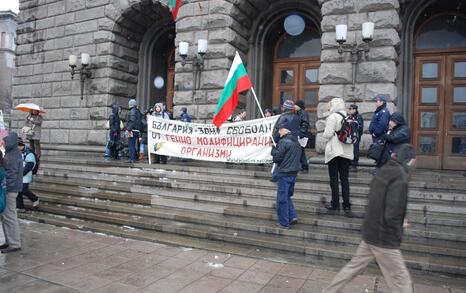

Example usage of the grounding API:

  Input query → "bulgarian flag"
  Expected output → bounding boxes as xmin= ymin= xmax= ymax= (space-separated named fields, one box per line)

xmin=212 ymin=52 xmax=252 ymax=128
xmin=169 ymin=0 xmax=181 ymax=21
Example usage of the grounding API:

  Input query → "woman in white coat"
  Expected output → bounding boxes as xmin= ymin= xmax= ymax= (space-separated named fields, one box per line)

xmin=322 ymin=98 xmax=354 ymax=216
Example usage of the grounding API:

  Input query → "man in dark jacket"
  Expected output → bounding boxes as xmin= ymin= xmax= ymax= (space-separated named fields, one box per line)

xmin=272 ymin=100 xmax=300 ymax=143
xmin=126 ymin=98 xmax=142 ymax=163
xmin=378 ymin=112 xmax=411 ymax=167
xmin=108 ymin=104 xmax=121 ymax=160
xmin=348 ymin=104 xmax=364 ymax=172
xmin=1 ymin=132 xmax=23 ymax=253
xmin=271 ymin=100 xmax=300 ymax=182
xmin=180 ymin=107 xmax=192 ymax=122
xmin=295 ymin=100 xmax=310 ymax=172
xmin=324 ymin=144 xmax=416 ymax=293
xmin=369 ymin=95 xmax=390 ymax=142
xmin=271 ymin=121 xmax=302 ymax=229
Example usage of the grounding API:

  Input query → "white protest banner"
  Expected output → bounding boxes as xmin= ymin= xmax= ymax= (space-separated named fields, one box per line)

xmin=148 ymin=115 xmax=279 ymax=164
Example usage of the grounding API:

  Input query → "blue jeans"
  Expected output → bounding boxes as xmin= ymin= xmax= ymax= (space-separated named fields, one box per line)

xmin=128 ymin=131 xmax=139 ymax=161
xmin=276 ymin=175 xmax=297 ymax=227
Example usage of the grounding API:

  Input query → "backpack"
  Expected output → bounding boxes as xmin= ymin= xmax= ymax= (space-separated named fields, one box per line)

xmin=335 ymin=112 xmax=360 ymax=144
xmin=29 ymin=150 xmax=40 ymax=175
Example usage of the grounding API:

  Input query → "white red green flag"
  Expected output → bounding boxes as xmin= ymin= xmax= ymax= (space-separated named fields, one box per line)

xmin=169 ymin=0 xmax=181 ymax=20
xmin=212 ymin=52 xmax=252 ymax=128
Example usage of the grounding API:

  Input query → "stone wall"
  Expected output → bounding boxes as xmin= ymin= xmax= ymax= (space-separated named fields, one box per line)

xmin=12 ymin=0 xmax=404 ymax=154
xmin=316 ymin=0 xmax=401 ymax=152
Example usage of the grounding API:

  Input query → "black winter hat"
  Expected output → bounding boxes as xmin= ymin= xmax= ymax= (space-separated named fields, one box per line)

xmin=390 ymin=112 xmax=405 ymax=125
xmin=295 ymin=100 xmax=305 ymax=110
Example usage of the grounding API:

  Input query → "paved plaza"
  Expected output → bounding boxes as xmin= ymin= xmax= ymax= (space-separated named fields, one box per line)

xmin=0 ymin=220 xmax=465 ymax=293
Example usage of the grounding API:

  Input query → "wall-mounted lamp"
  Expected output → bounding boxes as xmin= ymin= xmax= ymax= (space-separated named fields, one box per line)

xmin=69 ymin=53 xmax=92 ymax=100
xmin=178 ymin=39 xmax=208 ymax=91
xmin=336 ymin=22 xmax=374 ymax=93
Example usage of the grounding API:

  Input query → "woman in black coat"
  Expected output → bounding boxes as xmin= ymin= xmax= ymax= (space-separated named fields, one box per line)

xmin=379 ymin=112 xmax=411 ymax=166
xmin=108 ymin=104 xmax=121 ymax=160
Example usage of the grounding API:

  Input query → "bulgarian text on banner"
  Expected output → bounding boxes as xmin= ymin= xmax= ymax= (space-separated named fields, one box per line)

xmin=148 ymin=116 xmax=279 ymax=164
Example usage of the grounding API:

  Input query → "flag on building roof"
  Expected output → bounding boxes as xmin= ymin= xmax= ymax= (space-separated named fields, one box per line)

xmin=212 ymin=51 xmax=252 ymax=128
xmin=169 ymin=0 xmax=181 ymax=21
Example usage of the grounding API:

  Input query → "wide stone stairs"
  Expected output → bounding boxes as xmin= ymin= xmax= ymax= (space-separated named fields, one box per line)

xmin=19 ymin=156 xmax=466 ymax=281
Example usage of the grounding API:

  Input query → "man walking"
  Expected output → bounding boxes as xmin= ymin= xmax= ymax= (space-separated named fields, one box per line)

xmin=271 ymin=121 xmax=302 ymax=229
xmin=369 ymin=95 xmax=390 ymax=143
xmin=323 ymin=144 xmax=417 ymax=293
xmin=348 ymin=104 xmax=364 ymax=172
xmin=1 ymin=132 xmax=23 ymax=253
xmin=16 ymin=140 xmax=39 ymax=212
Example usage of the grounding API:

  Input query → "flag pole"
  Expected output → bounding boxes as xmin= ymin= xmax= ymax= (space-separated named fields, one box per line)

xmin=250 ymin=87 xmax=276 ymax=147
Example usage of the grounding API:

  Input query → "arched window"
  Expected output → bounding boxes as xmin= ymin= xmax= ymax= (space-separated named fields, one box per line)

xmin=276 ymin=29 xmax=321 ymax=59
xmin=416 ymin=14 xmax=466 ymax=50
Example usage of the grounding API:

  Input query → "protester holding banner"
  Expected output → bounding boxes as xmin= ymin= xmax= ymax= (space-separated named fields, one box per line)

xmin=271 ymin=121 xmax=302 ymax=229
xmin=152 ymin=103 xmax=170 ymax=164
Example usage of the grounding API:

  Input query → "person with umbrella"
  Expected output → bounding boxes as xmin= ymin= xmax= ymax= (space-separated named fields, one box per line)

xmin=16 ymin=103 xmax=44 ymax=158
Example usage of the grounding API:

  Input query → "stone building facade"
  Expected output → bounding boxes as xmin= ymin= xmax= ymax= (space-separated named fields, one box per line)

xmin=0 ymin=10 xmax=17 ymax=121
xmin=11 ymin=0 xmax=466 ymax=170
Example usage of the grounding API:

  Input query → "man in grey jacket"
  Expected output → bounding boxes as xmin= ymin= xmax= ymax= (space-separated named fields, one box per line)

xmin=1 ymin=132 xmax=24 ymax=253
xmin=323 ymin=144 xmax=416 ymax=293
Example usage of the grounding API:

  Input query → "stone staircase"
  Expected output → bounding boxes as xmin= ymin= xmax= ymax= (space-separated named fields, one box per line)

xmin=18 ymin=156 xmax=466 ymax=282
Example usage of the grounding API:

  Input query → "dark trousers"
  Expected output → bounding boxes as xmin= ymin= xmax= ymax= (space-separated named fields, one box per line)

xmin=17 ymin=183 xmax=38 ymax=209
xmin=128 ymin=131 xmax=139 ymax=161
xmin=300 ymin=147 xmax=309 ymax=170
xmin=351 ymin=141 xmax=360 ymax=167
xmin=276 ymin=175 xmax=298 ymax=227
xmin=327 ymin=157 xmax=351 ymax=209
xmin=29 ymin=139 xmax=41 ymax=157
xmin=155 ymin=154 xmax=167 ymax=164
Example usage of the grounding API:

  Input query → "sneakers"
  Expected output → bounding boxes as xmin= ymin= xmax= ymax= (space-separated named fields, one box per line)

xmin=325 ymin=205 xmax=340 ymax=215
xmin=343 ymin=208 xmax=354 ymax=218
xmin=32 ymin=199 xmax=40 ymax=208
xmin=277 ymin=223 xmax=290 ymax=229
xmin=290 ymin=218 xmax=298 ymax=225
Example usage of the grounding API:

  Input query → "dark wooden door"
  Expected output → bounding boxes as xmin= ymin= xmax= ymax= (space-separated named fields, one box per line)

xmin=413 ymin=54 xmax=466 ymax=170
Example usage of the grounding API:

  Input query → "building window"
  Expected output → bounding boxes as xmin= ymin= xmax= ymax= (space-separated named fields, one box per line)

xmin=0 ymin=32 xmax=5 ymax=48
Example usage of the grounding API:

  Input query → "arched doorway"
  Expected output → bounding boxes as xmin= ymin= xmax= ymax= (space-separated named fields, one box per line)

xmin=137 ymin=24 xmax=175 ymax=112
xmin=271 ymin=17 xmax=321 ymax=148
xmin=412 ymin=13 xmax=466 ymax=169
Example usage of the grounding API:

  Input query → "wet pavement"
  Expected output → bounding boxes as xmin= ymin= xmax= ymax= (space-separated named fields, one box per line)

xmin=0 ymin=220 xmax=465 ymax=293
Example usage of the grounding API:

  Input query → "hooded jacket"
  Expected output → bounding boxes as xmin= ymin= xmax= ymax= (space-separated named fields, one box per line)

xmin=322 ymin=98 xmax=354 ymax=163
xmin=126 ymin=105 xmax=142 ymax=131
xmin=3 ymin=132 xmax=23 ymax=192
xmin=152 ymin=103 xmax=170 ymax=120
xmin=361 ymin=158 xmax=410 ymax=249
xmin=384 ymin=112 xmax=411 ymax=153
xmin=109 ymin=105 xmax=120 ymax=134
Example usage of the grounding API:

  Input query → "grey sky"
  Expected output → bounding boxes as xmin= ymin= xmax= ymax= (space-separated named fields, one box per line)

xmin=0 ymin=0 xmax=19 ymax=13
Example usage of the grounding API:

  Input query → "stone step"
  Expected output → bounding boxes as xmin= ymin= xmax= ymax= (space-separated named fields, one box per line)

xmin=39 ymin=162 xmax=466 ymax=204
xmin=32 ymin=190 xmax=466 ymax=258
xmin=34 ymin=168 xmax=466 ymax=218
xmin=32 ymin=180 xmax=466 ymax=238
xmin=19 ymin=200 xmax=466 ymax=277
xmin=42 ymin=156 xmax=466 ymax=192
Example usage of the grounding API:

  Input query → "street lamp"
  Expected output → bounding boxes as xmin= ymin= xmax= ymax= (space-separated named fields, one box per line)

xmin=69 ymin=53 xmax=92 ymax=100
xmin=178 ymin=39 xmax=208 ymax=91
xmin=336 ymin=22 xmax=375 ymax=93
